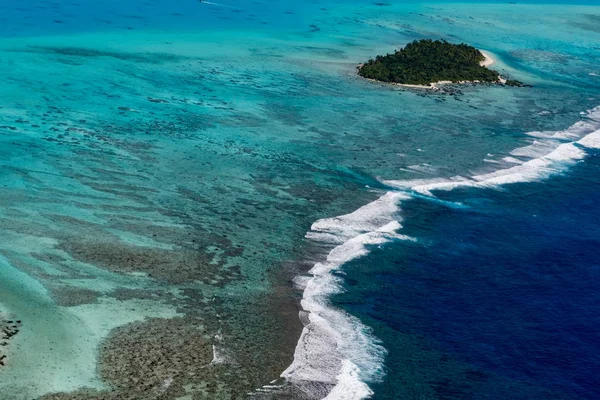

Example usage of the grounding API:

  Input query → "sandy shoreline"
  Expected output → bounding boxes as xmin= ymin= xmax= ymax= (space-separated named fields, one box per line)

xmin=358 ymin=49 xmax=505 ymax=91
xmin=479 ymin=50 xmax=495 ymax=67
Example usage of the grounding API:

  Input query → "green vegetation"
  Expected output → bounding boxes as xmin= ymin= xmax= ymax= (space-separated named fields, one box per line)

xmin=358 ymin=39 xmax=501 ymax=85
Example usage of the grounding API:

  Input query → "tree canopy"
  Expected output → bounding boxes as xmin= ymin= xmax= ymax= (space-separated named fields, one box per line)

xmin=358 ymin=39 xmax=501 ymax=85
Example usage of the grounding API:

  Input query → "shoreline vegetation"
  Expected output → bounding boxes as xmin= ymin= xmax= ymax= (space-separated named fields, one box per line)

xmin=357 ymin=39 xmax=527 ymax=90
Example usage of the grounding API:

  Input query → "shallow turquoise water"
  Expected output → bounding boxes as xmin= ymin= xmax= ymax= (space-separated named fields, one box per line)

xmin=0 ymin=1 xmax=598 ymax=398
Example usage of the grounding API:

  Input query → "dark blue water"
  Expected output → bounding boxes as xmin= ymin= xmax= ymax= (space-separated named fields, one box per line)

xmin=337 ymin=152 xmax=600 ymax=399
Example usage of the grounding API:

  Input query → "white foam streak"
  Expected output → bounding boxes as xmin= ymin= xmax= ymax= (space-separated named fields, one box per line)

xmin=387 ymin=107 xmax=600 ymax=195
xmin=577 ymin=130 xmax=600 ymax=149
xmin=323 ymin=361 xmax=373 ymax=400
xmin=307 ymin=192 xmax=409 ymax=245
xmin=509 ymin=140 xmax=558 ymax=159
xmin=282 ymin=192 xmax=410 ymax=398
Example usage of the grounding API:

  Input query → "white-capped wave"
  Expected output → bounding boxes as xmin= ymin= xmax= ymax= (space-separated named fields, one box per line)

xmin=281 ymin=192 xmax=412 ymax=399
xmin=283 ymin=106 xmax=600 ymax=400
xmin=386 ymin=106 xmax=600 ymax=195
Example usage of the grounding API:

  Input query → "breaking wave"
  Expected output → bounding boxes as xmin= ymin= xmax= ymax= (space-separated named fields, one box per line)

xmin=282 ymin=106 xmax=600 ymax=399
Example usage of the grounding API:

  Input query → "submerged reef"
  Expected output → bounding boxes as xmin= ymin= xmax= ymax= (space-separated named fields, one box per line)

xmin=505 ymin=79 xmax=530 ymax=87
xmin=0 ymin=317 xmax=22 ymax=368
xmin=99 ymin=317 xmax=213 ymax=395
xmin=358 ymin=39 xmax=501 ymax=85
xmin=41 ymin=318 xmax=212 ymax=399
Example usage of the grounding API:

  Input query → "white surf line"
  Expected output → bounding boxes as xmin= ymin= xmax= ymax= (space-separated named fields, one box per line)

xmin=277 ymin=106 xmax=600 ymax=400
xmin=386 ymin=106 xmax=600 ymax=196
xmin=198 ymin=0 xmax=238 ymax=8
xmin=280 ymin=192 xmax=414 ymax=400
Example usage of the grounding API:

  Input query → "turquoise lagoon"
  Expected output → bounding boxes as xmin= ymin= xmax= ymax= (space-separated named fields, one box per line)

xmin=0 ymin=1 xmax=598 ymax=399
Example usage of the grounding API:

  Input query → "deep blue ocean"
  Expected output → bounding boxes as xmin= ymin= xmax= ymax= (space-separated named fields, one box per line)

xmin=337 ymin=152 xmax=600 ymax=399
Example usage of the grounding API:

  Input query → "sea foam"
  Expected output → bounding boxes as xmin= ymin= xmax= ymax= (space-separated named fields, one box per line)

xmin=283 ymin=106 xmax=600 ymax=400
xmin=281 ymin=192 xmax=411 ymax=399
xmin=387 ymin=106 xmax=600 ymax=195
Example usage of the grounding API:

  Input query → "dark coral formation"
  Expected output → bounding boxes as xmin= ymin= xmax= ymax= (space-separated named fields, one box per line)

xmin=58 ymin=238 xmax=241 ymax=285
xmin=1 ymin=317 xmax=22 ymax=367
xmin=51 ymin=286 xmax=101 ymax=307
xmin=39 ymin=283 xmax=303 ymax=400
xmin=505 ymin=79 xmax=531 ymax=87
xmin=99 ymin=317 xmax=213 ymax=392
xmin=41 ymin=317 xmax=213 ymax=400
xmin=12 ymin=46 xmax=190 ymax=64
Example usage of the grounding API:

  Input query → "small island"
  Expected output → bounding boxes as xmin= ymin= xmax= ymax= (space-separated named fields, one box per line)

xmin=358 ymin=39 xmax=517 ymax=88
